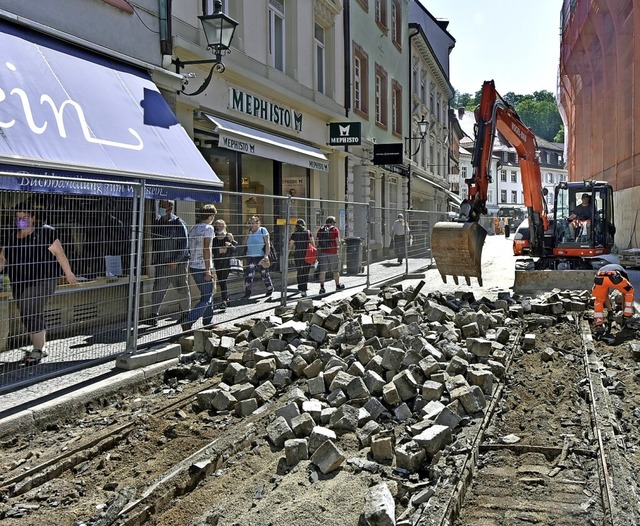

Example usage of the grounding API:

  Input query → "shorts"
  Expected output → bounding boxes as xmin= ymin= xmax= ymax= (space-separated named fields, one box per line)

xmin=13 ymin=278 xmax=58 ymax=333
xmin=318 ymin=252 xmax=340 ymax=274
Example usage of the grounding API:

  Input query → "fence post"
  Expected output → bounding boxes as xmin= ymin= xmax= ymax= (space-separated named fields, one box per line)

xmin=404 ymin=208 xmax=409 ymax=274
xmin=365 ymin=203 xmax=371 ymax=290
xmin=126 ymin=182 xmax=144 ymax=353
xmin=280 ymin=196 xmax=291 ymax=307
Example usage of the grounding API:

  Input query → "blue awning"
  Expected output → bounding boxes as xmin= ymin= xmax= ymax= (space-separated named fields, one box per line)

xmin=0 ymin=19 xmax=221 ymax=196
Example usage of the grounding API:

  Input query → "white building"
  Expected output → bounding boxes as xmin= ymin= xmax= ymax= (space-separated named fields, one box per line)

xmin=454 ymin=108 xmax=567 ymax=216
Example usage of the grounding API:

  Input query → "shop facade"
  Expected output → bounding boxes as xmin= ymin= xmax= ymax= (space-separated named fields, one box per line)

xmin=0 ymin=18 xmax=223 ymax=371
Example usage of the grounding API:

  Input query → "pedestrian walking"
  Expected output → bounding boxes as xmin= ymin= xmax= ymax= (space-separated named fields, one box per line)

xmin=391 ymin=213 xmax=409 ymax=264
xmin=289 ymin=219 xmax=315 ymax=296
xmin=243 ymin=215 xmax=274 ymax=299
xmin=316 ymin=216 xmax=344 ymax=294
xmin=149 ymin=200 xmax=190 ymax=326
xmin=181 ymin=204 xmax=217 ymax=330
xmin=212 ymin=219 xmax=237 ymax=307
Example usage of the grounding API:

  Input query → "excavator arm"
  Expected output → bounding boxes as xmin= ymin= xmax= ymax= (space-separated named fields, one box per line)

xmin=432 ymin=80 xmax=548 ymax=285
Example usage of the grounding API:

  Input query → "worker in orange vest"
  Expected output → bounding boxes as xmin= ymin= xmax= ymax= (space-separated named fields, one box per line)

xmin=592 ymin=263 xmax=635 ymax=336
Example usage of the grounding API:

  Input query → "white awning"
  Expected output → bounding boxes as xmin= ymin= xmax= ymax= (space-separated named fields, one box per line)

xmin=204 ymin=114 xmax=329 ymax=172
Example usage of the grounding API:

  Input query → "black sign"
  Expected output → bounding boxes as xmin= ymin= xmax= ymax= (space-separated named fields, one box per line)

xmin=373 ymin=143 xmax=403 ymax=165
xmin=328 ymin=122 xmax=361 ymax=146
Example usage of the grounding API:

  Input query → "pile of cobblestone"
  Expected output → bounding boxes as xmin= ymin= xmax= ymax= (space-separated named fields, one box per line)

xmin=164 ymin=284 xmax=539 ymax=524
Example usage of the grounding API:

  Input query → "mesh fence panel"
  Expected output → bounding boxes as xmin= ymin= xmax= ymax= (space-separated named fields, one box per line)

xmin=1 ymin=183 xmax=442 ymax=392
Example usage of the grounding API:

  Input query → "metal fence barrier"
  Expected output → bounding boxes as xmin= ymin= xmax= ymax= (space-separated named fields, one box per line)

xmin=0 ymin=180 xmax=441 ymax=392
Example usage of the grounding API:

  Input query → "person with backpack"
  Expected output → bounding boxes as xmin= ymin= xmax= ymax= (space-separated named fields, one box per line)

xmin=288 ymin=218 xmax=315 ymax=297
xmin=243 ymin=215 xmax=274 ymax=299
xmin=316 ymin=216 xmax=345 ymax=294
xmin=149 ymin=200 xmax=190 ymax=326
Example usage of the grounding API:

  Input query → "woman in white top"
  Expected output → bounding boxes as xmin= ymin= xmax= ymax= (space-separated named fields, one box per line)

xmin=181 ymin=204 xmax=216 ymax=330
xmin=392 ymin=213 xmax=409 ymax=264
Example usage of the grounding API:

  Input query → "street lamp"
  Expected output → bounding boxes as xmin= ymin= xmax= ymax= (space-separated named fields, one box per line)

xmin=173 ymin=0 xmax=239 ymax=96
xmin=404 ymin=115 xmax=429 ymax=158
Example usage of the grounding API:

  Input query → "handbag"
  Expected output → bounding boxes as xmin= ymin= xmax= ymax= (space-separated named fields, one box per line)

xmin=304 ymin=230 xmax=317 ymax=264
xmin=229 ymin=257 xmax=243 ymax=273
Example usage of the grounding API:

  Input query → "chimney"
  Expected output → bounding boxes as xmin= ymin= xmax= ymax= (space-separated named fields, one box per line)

xmin=457 ymin=107 xmax=465 ymax=120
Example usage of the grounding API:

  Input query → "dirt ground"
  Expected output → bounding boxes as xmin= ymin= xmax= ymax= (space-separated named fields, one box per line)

xmin=1 ymin=298 xmax=640 ymax=525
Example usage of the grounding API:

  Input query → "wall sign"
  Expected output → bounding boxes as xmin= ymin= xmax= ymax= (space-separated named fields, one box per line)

xmin=229 ymin=87 xmax=303 ymax=132
xmin=373 ymin=143 xmax=403 ymax=165
xmin=328 ymin=122 xmax=361 ymax=146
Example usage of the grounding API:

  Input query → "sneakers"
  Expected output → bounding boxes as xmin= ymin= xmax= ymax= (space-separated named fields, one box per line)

xmin=319 ymin=286 xmax=326 ymax=294
xmin=23 ymin=349 xmax=48 ymax=366
xmin=336 ymin=284 xmax=345 ymax=290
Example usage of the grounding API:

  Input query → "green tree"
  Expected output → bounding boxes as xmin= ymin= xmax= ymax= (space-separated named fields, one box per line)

xmin=515 ymin=99 xmax=563 ymax=142
xmin=453 ymin=89 xmax=564 ymax=143
xmin=503 ymin=92 xmax=523 ymax=107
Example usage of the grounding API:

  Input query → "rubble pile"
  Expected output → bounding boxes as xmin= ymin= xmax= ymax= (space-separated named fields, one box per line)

xmin=164 ymin=285 xmax=586 ymax=524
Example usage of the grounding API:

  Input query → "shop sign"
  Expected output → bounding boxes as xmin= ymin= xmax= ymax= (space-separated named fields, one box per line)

xmin=229 ymin=88 xmax=303 ymax=132
xmin=328 ymin=122 xmax=361 ymax=146
xmin=0 ymin=165 xmax=222 ymax=202
xmin=373 ymin=143 xmax=403 ymax=165
xmin=220 ymin=135 xmax=256 ymax=154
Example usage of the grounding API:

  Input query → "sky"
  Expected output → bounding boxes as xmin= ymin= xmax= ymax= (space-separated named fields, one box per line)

xmin=421 ymin=0 xmax=563 ymax=96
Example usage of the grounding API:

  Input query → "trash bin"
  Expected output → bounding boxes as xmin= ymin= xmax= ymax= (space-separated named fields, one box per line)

xmin=344 ymin=237 xmax=363 ymax=275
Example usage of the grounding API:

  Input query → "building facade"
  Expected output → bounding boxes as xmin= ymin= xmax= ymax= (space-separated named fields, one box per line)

xmin=559 ymin=0 xmax=640 ymax=249
xmin=407 ymin=1 xmax=455 ymax=214
xmin=344 ymin=0 xmax=410 ymax=252
xmin=171 ymin=0 xmax=346 ymax=234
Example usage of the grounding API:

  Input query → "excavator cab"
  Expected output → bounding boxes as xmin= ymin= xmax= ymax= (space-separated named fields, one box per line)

xmin=553 ymin=181 xmax=615 ymax=255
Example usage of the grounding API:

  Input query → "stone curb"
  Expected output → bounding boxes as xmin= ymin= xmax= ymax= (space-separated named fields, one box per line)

xmin=0 ymin=358 xmax=179 ymax=439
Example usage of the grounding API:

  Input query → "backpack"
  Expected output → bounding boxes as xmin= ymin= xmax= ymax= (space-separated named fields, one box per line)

xmin=317 ymin=225 xmax=333 ymax=251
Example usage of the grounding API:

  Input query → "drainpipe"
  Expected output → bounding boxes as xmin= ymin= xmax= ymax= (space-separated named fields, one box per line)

xmin=344 ymin=0 xmax=351 ymax=231
xmin=407 ymin=28 xmax=420 ymax=211
xmin=158 ymin=0 xmax=173 ymax=56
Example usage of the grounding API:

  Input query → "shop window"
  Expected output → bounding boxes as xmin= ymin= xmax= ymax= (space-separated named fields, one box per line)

xmin=1 ymin=192 xmax=133 ymax=281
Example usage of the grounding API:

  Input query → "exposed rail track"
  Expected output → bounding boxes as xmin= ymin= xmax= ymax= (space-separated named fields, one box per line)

xmin=449 ymin=317 xmax=636 ymax=526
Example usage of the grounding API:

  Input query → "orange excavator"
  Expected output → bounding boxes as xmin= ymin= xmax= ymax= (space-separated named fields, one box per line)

xmin=432 ymin=80 xmax=616 ymax=291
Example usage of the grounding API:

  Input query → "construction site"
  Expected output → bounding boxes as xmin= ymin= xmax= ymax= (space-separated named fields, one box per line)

xmin=2 ymin=1 xmax=640 ymax=525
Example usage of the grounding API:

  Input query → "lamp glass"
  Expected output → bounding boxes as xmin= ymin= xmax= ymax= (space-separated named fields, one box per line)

xmin=418 ymin=118 xmax=428 ymax=136
xmin=199 ymin=13 xmax=238 ymax=50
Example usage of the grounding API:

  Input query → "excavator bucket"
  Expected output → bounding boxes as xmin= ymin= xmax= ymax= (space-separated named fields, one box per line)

xmin=431 ymin=222 xmax=487 ymax=286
